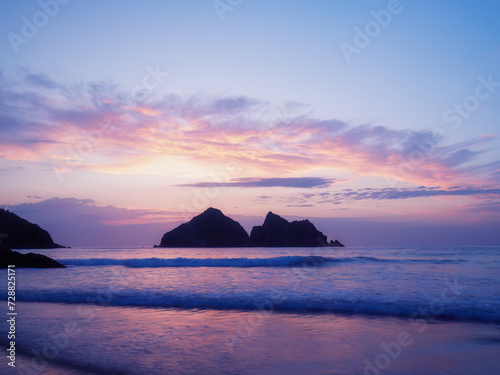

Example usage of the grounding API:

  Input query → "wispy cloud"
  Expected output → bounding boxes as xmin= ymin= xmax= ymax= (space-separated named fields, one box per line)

xmin=17 ymin=67 xmax=57 ymax=89
xmin=0 ymin=166 xmax=23 ymax=171
xmin=178 ymin=177 xmax=335 ymax=189
xmin=298 ymin=187 xmax=500 ymax=203
xmin=459 ymin=201 xmax=500 ymax=218
xmin=1 ymin=68 xmax=499 ymax=188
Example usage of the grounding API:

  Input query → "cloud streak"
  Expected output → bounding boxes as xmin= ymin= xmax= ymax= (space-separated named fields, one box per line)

xmin=178 ymin=177 xmax=335 ymax=189
xmin=297 ymin=187 xmax=500 ymax=204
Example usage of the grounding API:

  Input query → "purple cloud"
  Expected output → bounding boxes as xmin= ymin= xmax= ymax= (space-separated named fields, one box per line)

xmin=0 ymin=67 xmax=499 ymax=188
xmin=4 ymin=198 xmax=184 ymax=247
xmin=178 ymin=177 xmax=335 ymax=189
xmin=298 ymin=187 xmax=500 ymax=203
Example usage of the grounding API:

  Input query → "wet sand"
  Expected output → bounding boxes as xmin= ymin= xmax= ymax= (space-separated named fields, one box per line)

xmin=1 ymin=302 xmax=500 ymax=374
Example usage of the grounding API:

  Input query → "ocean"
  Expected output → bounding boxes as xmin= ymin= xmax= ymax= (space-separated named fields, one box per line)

xmin=1 ymin=246 xmax=500 ymax=375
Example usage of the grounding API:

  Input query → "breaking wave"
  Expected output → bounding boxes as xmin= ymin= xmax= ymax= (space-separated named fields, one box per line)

xmin=59 ymin=256 xmax=467 ymax=268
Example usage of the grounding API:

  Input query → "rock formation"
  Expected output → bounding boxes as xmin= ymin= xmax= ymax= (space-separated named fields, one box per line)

xmin=158 ymin=207 xmax=250 ymax=247
xmin=250 ymin=211 xmax=344 ymax=247
xmin=0 ymin=247 xmax=66 ymax=268
xmin=157 ymin=208 xmax=345 ymax=248
xmin=0 ymin=208 xmax=66 ymax=249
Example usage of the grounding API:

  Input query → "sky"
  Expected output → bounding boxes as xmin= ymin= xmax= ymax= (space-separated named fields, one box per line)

xmin=1 ymin=0 xmax=499 ymax=247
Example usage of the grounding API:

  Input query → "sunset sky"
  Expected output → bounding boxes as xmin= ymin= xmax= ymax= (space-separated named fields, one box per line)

xmin=1 ymin=0 xmax=499 ymax=246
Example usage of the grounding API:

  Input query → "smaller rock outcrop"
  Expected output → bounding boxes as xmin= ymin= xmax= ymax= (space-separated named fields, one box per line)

xmin=328 ymin=239 xmax=344 ymax=247
xmin=0 ymin=247 xmax=66 ymax=268
xmin=0 ymin=208 xmax=66 ymax=249
xmin=250 ymin=211 xmax=344 ymax=247
xmin=158 ymin=207 xmax=250 ymax=247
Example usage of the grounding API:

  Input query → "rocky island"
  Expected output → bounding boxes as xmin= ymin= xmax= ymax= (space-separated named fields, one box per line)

xmin=250 ymin=211 xmax=344 ymax=247
xmin=157 ymin=208 xmax=344 ymax=248
xmin=158 ymin=207 xmax=250 ymax=247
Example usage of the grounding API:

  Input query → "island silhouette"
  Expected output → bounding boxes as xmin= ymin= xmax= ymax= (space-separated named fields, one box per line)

xmin=0 ymin=208 xmax=66 ymax=268
xmin=0 ymin=206 xmax=344 ymax=268
xmin=157 ymin=207 xmax=344 ymax=248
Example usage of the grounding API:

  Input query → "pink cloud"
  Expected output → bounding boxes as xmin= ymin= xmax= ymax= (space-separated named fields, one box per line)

xmin=1 ymin=69 xmax=499 ymax=189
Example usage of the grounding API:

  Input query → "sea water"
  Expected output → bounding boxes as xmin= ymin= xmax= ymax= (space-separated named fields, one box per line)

xmin=1 ymin=246 xmax=500 ymax=374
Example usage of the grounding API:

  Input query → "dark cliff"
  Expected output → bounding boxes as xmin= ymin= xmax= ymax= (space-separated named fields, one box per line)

xmin=0 ymin=208 xmax=65 ymax=249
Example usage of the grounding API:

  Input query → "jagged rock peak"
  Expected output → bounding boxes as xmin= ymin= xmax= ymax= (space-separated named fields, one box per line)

xmin=250 ymin=211 xmax=344 ymax=247
xmin=157 ymin=208 xmax=345 ymax=248
xmin=158 ymin=207 xmax=250 ymax=248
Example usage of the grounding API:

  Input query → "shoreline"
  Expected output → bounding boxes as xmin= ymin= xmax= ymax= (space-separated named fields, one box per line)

xmin=0 ymin=345 xmax=99 ymax=375
xmin=2 ymin=301 xmax=500 ymax=375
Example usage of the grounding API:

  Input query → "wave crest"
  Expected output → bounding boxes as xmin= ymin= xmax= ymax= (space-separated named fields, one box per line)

xmin=59 ymin=256 xmax=467 ymax=268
